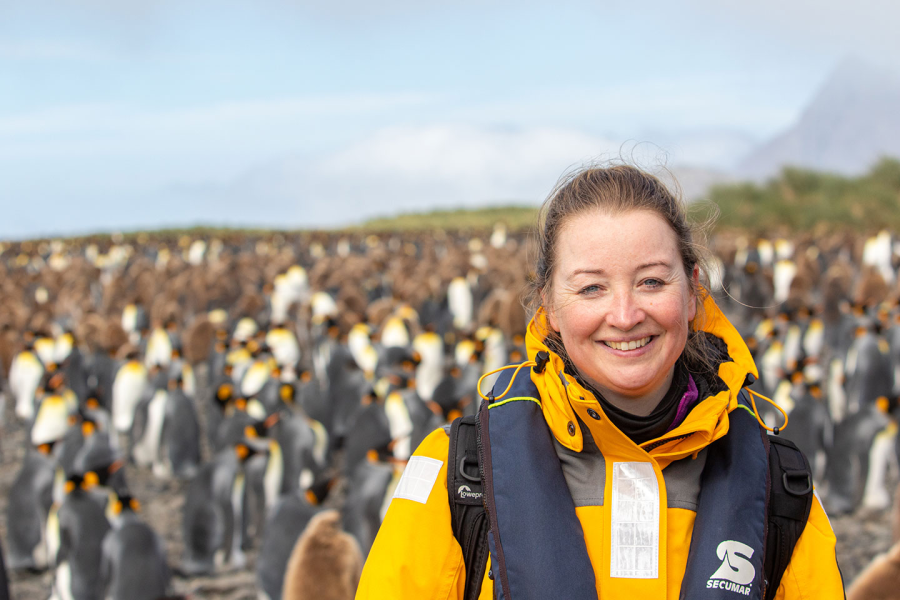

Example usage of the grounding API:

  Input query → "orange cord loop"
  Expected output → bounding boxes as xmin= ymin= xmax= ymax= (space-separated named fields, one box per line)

xmin=745 ymin=388 xmax=789 ymax=434
xmin=477 ymin=361 xmax=537 ymax=402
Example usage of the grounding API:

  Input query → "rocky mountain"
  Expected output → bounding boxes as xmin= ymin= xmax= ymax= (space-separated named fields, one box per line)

xmin=738 ymin=58 xmax=900 ymax=179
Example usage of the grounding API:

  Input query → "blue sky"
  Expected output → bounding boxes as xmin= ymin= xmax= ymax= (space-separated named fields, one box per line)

xmin=2 ymin=0 xmax=898 ymax=239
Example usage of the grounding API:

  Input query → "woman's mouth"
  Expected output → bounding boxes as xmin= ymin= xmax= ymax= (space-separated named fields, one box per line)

xmin=602 ymin=336 xmax=653 ymax=351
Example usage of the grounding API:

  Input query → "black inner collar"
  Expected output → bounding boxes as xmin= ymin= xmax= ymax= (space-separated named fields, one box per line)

xmin=549 ymin=330 xmax=731 ymax=445
xmin=569 ymin=358 xmax=690 ymax=445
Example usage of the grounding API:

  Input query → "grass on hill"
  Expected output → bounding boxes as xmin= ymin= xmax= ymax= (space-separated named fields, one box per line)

xmin=708 ymin=157 xmax=900 ymax=234
xmin=353 ymin=205 xmax=539 ymax=232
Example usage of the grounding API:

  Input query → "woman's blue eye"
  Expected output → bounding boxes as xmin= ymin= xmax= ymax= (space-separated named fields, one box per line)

xmin=644 ymin=278 xmax=664 ymax=288
xmin=579 ymin=285 xmax=600 ymax=295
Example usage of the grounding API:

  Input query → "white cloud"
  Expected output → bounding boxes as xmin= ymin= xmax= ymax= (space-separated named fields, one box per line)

xmin=0 ymin=115 xmax=755 ymax=239
xmin=220 ymin=124 xmax=727 ymax=227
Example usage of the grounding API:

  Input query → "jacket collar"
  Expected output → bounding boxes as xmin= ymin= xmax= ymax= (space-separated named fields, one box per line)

xmin=525 ymin=296 xmax=759 ymax=465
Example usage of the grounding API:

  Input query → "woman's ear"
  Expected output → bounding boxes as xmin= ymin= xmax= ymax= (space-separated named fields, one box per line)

xmin=688 ymin=265 xmax=700 ymax=321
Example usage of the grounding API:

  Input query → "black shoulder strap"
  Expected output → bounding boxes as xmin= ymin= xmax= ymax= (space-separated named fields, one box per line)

xmin=447 ymin=415 xmax=490 ymax=600
xmin=763 ymin=434 xmax=814 ymax=600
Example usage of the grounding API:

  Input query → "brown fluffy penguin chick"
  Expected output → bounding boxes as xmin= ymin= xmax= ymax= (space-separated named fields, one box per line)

xmin=281 ymin=510 xmax=363 ymax=600
xmin=848 ymin=541 xmax=900 ymax=600
xmin=183 ymin=316 xmax=214 ymax=365
xmin=892 ymin=481 xmax=900 ymax=544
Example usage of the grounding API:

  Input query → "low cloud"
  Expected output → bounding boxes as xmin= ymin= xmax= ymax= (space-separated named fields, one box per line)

xmin=219 ymin=124 xmax=737 ymax=228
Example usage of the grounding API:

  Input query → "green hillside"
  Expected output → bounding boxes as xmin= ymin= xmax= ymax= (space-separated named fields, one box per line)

xmin=354 ymin=205 xmax=539 ymax=232
xmin=708 ymin=157 xmax=900 ymax=233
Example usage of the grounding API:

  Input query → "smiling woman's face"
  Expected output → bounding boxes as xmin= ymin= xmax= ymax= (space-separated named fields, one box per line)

xmin=546 ymin=209 xmax=697 ymax=413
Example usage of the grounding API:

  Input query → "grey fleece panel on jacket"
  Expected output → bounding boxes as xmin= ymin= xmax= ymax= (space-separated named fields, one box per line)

xmin=553 ymin=417 xmax=707 ymax=510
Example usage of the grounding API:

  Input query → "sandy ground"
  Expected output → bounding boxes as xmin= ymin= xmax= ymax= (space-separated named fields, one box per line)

xmin=0 ymin=365 xmax=891 ymax=598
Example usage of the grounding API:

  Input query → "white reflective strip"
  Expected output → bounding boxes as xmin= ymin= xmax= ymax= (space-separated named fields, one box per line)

xmin=610 ymin=462 xmax=659 ymax=579
xmin=813 ymin=488 xmax=832 ymax=529
xmin=392 ymin=456 xmax=443 ymax=504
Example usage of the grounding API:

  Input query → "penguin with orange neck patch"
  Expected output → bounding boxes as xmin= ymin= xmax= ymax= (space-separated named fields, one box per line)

xmin=100 ymin=494 xmax=171 ymax=600
xmin=269 ymin=399 xmax=330 ymax=497
xmin=130 ymin=367 xmax=200 ymax=479
xmin=825 ymin=396 xmax=895 ymax=514
xmin=295 ymin=366 xmax=330 ymax=433
xmin=57 ymin=409 xmax=104 ymax=482
xmin=181 ymin=440 xmax=268 ymax=575
xmin=207 ymin=323 xmax=231 ymax=380
xmin=341 ymin=389 xmax=392 ymax=479
xmin=342 ymin=448 xmax=396 ymax=559
xmin=213 ymin=393 xmax=266 ymax=453
xmin=327 ymin=351 xmax=367 ymax=440
xmin=111 ymin=347 xmax=148 ymax=440
xmin=161 ymin=379 xmax=201 ymax=479
xmin=780 ymin=378 xmax=833 ymax=484
xmin=6 ymin=438 xmax=58 ymax=570
xmin=73 ymin=432 xmax=129 ymax=501
xmin=55 ymin=328 xmax=89 ymax=407
xmin=46 ymin=473 xmax=111 ymax=600
xmin=377 ymin=347 xmax=442 ymax=461
xmin=241 ymin=419 xmax=287 ymax=546
xmin=208 ymin=366 xmax=237 ymax=448
xmin=845 ymin=318 xmax=894 ymax=414
xmin=129 ymin=372 xmax=169 ymax=473
xmin=429 ymin=372 xmax=462 ymax=422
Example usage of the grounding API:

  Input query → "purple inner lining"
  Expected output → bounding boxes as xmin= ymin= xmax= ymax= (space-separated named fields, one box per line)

xmin=666 ymin=374 xmax=698 ymax=433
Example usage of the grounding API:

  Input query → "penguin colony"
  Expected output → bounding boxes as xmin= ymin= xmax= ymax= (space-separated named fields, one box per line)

xmin=0 ymin=227 xmax=899 ymax=596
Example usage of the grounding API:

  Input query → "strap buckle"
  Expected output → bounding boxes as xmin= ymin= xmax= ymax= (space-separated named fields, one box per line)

xmin=459 ymin=456 xmax=481 ymax=483
xmin=782 ymin=469 xmax=812 ymax=496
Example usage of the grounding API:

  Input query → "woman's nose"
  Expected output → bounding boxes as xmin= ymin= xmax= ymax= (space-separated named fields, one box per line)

xmin=606 ymin=290 xmax=644 ymax=330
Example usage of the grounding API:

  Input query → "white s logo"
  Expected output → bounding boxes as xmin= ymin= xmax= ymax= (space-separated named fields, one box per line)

xmin=710 ymin=540 xmax=756 ymax=585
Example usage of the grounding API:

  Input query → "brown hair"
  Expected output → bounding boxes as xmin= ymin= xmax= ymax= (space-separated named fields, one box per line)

xmin=526 ymin=163 xmax=715 ymax=370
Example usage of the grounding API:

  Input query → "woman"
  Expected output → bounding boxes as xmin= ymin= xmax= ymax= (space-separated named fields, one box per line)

xmin=356 ymin=165 xmax=844 ymax=599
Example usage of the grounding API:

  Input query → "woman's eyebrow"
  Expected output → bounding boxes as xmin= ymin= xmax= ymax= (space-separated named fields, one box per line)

xmin=570 ymin=268 xmax=605 ymax=276
xmin=637 ymin=261 xmax=673 ymax=271
xmin=570 ymin=261 xmax=672 ymax=277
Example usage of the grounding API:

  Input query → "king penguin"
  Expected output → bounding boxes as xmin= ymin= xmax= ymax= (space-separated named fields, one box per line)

xmin=10 ymin=340 xmax=44 ymax=421
xmin=256 ymin=491 xmax=319 ymax=600
xmin=161 ymin=382 xmax=201 ymax=479
xmin=825 ymin=399 xmax=893 ymax=515
xmin=181 ymin=441 xmax=265 ymax=575
xmin=845 ymin=323 xmax=894 ymax=414
xmin=6 ymin=441 xmax=57 ymax=570
xmin=342 ymin=451 xmax=396 ymax=558
xmin=100 ymin=495 xmax=171 ymax=600
xmin=46 ymin=474 xmax=112 ymax=600
xmin=412 ymin=330 xmax=444 ymax=404
xmin=447 ymin=276 xmax=474 ymax=331
xmin=111 ymin=353 xmax=148 ymax=436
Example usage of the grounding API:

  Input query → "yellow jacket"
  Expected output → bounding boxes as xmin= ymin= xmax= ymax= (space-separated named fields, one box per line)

xmin=357 ymin=297 xmax=844 ymax=599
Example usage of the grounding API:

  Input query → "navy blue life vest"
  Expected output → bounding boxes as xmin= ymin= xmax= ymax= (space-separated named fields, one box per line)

xmin=449 ymin=366 xmax=813 ymax=600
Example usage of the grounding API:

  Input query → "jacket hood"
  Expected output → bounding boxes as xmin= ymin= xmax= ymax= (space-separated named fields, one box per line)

xmin=524 ymin=295 xmax=759 ymax=465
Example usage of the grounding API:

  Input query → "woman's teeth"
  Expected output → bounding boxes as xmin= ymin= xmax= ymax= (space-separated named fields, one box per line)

xmin=603 ymin=336 xmax=651 ymax=351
